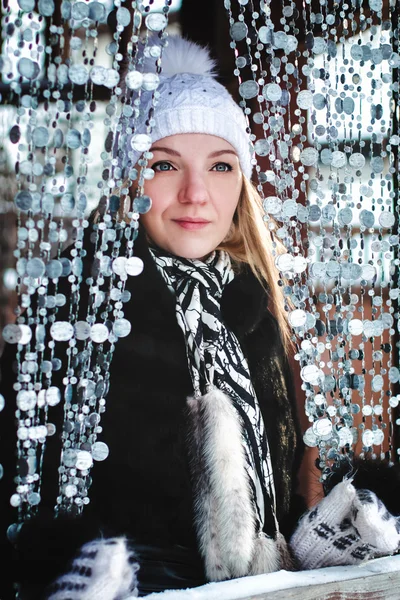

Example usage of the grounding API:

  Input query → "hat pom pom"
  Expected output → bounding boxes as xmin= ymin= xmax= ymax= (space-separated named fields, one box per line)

xmin=145 ymin=35 xmax=217 ymax=78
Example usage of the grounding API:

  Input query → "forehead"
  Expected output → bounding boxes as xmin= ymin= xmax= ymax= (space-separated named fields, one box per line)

xmin=151 ymin=133 xmax=238 ymax=156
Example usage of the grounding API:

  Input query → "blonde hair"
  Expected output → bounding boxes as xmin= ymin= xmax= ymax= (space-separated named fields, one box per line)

xmin=217 ymin=176 xmax=292 ymax=353
xmin=94 ymin=176 xmax=292 ymax=353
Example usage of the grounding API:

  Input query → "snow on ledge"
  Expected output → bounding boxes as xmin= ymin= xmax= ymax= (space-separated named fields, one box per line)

xmin=130 ymin=554 xmax=400 ymax=600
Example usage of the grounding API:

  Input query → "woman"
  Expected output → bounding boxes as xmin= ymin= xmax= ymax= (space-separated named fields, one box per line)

xmin=1 ymin=36 xmax=399 ymax=600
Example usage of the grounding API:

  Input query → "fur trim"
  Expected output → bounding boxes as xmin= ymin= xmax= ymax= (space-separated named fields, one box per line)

xmin=155 ymin=35 xmax=217 ymax=78
xmin=187 ymin=397 xmax=229 ymax=582
xmin=187 ymin=388 xmax=256 ymax=581
xmin=249 ymin=533 xmax=280 ymax=576
xmin=275 ymin=531 xmax=296 ymax=571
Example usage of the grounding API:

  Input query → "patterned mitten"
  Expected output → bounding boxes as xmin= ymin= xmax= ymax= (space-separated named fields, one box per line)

xmin=290 ymin=480 xmax=400 ymax=570
xmin=46 ymin=537 xmax=139 ymax=600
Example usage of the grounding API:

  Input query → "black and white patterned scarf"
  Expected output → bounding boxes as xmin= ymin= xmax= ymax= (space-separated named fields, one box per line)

xmin=150 ymin=247 xmax=276 ymax=536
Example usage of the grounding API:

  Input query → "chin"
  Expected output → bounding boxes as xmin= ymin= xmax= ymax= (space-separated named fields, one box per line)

xmin=168 ymin=243 xmax=215 ymax=261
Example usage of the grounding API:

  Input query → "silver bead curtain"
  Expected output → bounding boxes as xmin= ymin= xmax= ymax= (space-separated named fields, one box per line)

xmin=0 ymin=0 xmax=399 ymax=534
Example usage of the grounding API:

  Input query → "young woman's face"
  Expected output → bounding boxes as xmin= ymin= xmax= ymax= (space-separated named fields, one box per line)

xmin=139 ymin=133 xmax=243 ymax=260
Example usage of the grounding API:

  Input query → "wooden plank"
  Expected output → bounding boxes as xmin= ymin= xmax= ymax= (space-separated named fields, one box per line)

xmin=244 ymin=570 xmax=400 ymax=600
xmin=141 ymin=556 xmax=400 ymax=600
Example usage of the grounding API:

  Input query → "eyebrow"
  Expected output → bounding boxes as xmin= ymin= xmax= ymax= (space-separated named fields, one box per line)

xmin=150 ymin=146 xmax=238 ymax=159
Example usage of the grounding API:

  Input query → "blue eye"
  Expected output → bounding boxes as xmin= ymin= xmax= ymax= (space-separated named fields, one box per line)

xmin=153 ymin=161 xmax=174 ymax=172
xmin=212 ymin=162 xmax=233 ymax=172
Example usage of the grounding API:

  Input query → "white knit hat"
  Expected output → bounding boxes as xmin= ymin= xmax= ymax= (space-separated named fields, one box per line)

xmin=116 ymin=36 xmax=253 ymax=180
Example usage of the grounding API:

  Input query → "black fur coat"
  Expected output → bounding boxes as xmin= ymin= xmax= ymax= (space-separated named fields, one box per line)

xmin=0 ymin=226 xmax=306 ymax=598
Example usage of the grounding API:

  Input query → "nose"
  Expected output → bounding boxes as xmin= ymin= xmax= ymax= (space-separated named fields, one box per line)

xmin=178 ymin=169 xmax=209 ymax=205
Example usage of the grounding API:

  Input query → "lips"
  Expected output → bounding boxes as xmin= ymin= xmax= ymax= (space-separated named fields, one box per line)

xmin=173 ymin=218 xmax=210 ymax=230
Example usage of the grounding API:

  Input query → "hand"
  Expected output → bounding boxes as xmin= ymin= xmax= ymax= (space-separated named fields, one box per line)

xmin=46 ymin=537 xmax=139 ymax=600
xmin=290 ymin=480 xmax=400 ymax=570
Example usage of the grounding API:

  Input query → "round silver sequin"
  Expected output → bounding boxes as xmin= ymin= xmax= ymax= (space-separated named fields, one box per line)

xmin=379 ymin=211 xmax=395 ymax=228
xmin=133 ymin=195 xmax=152 ymax=214
xmin=303 ymin=427 xmax=318 ymax=447
xmin=66 ymin=129 xmax=81 ymax=150
xmin=313 ymin=418 xmax=332 ymax=437
xmin=14 ymin=191 xmax=32 ymax=212
xmin=343 ymin=97 xmax=355 ymax=115
xmin=296 ymin=90 xmax=313 ymax=110
xmin=371 ymin=156 xmax=384 ymax=173
xmin=348 ymin=319 xmax=363 ymax=335
xmin=313 ymin=37 xmax=327 ymax=54
xmin=46 ymin=387 xmax=61 ymax=407
xmin=64 ymin=484 xmax=78 ymax=498
xmin=75 ymin=450 xmax=93 ymax=470
xmin=71 ymin=1 xmax=89 ymax=19
xmin=46 ymin=259 xmax=63 ymax=279
xmin=145 ymin=12 xmax=167 ymax=31
xmin=125 ymin=70 xmax=143 ymax=90
xmin=32 ymin=127 xmax=49 ymax=148
xmin=131 ymin=134 xmax=152 ymax=153
xmin=313 ymin=93 xmax=326 ymax=110
xmin=369 ymin=0 xmax=383 ymax=11
xmin=69 ymin=65 xmax=89 ymax=85
xmin=0 ymin=394 xmax=4 ymax=412
xmin=50 ymin=322 xmax=74 ymax=342
xmin=103 ymin=69 xmax=119 ymax=89
xmin=230 ymin=22 xmax=248 ymax=41
xmin=116 ymin=6 xmax=131 ymax=26
xmin=293 ymin=256 xmax=308 ymax=273
xmin=362 ymin=430 xmax=374 ymax=447
xmin=74 ymin=321 xmax=91 ymax=340
xmin=361 ymin=264 xmax=376 ymax=280
xmin=273 ymin=31 xmax=288 ymax=50
xmin=371 ymin=375 xmax=384 ymax=392
xmin=289 ymin=309 xmax=307 ymax=327
xmin=92 ymin=441 xmax=109 ymax=461
xmin=63 ymin=449 xmax=77 ymax=467
xmin=338 ymin=208 xmax=353 ymax=226
xmin=359 ymin=210 xmax=375 ymax=228
xmin=301 ymin=365 xmax=323 ymax=384
xmin=26 ymin=257 xmax=46 ymax=278
xmin=112 ymin=257 xmax=127 ymax=276
xmin=53 ymin=129 xmax=64 ymax=149
xmin=18 ymin=0 xmax=35 ymax=9
xmin=17 ymin=390 xmax=37 ymax=411
xmin=254 ymin=139 xmax=270 ymax=156
xmin=263 ymin=83 xmax=282 ymax=102
xmin=126 ymin=256 xmax=144 ymax=276
xmin=89 ymin=1 xmax=106 ymax=21
xmin=61 ymin=193 xmax=75 ymax=213
xmin=373 ymin=430 xmax=384 ymax=446
xmin=113 ymin=319 xmax=131 ymax=338
xmin=338 ymin=427 xmax=353 ymax=447
xmin=90 ymin=324 xmax=109 ymax=343
xmin=263 ymin=196 xmax=282 ymax=216
xmin=17 ymin=325 xmax=32 ymax=345
xmin=17 ymin=57 xmax=40 ymax=80
xmin=309 ymin=205 xmax=321 ymax=222
xmin=331 ymin=151 xmax=347 ymax=168
xmin=142 ymin=73 xmax=159 ymax=91
xmin=90 ymin=66 xmax=106 ymax=85
xmin=300 ymin=148 xmax=319 ymax=166
xmin=275 ymin=254 xmax=294 ymax=273
xmin=349 ymin=153 xmax=365 ymax=169
xmin=27 ymin=492 xmax=41 ymax=506
xmin=258 ymin=25 xmax=272 ymax=44
xmin=239 ymin=81 xmax=259 ymax=100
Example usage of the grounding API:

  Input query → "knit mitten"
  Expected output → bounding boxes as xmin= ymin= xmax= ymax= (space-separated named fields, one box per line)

xmin=290 ymin=480 xmax=400 ymax=570
xmin=46 ymin=537 xmax=139 ymax=600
